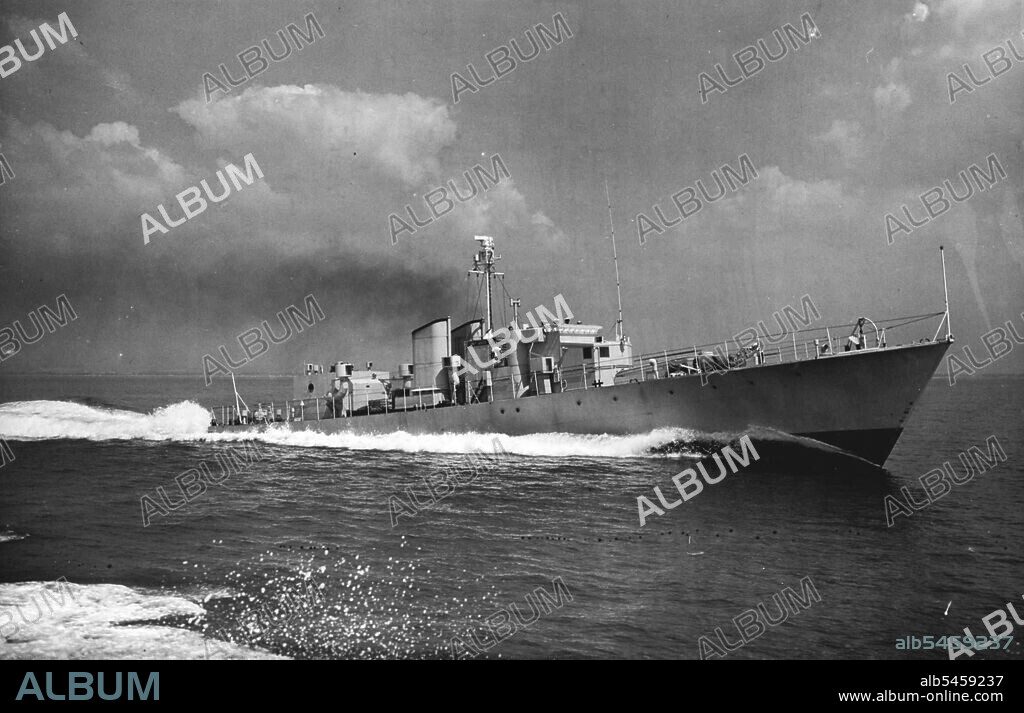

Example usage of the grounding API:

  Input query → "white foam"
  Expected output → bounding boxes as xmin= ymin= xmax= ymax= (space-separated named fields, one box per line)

xmin=0 ymin=400 xmax=211 ymax=442
xmin=206 ymin=424 xmax=701 ymax=458
xmin=0 ymin=400 xmax=706 ymax=458
xmin=0 ymin=580 xmax=281 ymax=660
xmin=0 ymin=530 xmax=27 ymax=544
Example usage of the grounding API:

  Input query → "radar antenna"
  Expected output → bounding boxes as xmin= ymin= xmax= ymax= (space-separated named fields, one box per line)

xmin=468 ymin=236 xmax=503 ymax=335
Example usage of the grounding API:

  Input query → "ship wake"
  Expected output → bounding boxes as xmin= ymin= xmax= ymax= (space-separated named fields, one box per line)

xmin=0 ymin=400 xmax=880 ymax=465
xmin=209 ymin=425 xmax=713 ymax=459
xmin=0 ymin=400 xmax=706 ymax=458
xmin=0 ymin=400 xmax=213 ymax=442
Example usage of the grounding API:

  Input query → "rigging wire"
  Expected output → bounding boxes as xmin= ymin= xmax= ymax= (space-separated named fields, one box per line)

xmin=471 ymin=274 xmax=484 ymax=323
xmin=499 ymin=275 xmax=510 ymax=329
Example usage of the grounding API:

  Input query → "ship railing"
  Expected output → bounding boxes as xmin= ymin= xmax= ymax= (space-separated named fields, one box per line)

xmin=641 ymin=311 xmax=944 ymax=379
xmin=443 ymin=311 xmax=943 ymax=398
xmin=213 ymin=386 xmax=462 ymax=425
xmin=559 ymin=311 xmax=946 ymax=387
xmin=213 ymin=391 xmax=390 ymax=426
xmin=213 ymin=400 xmax=305 ymax=426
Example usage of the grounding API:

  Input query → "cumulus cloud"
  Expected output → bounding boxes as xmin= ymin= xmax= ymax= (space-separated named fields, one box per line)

xmin=753 ymin=166 xmax=851 ymax=215
xmin=166 ymin=84 xmax=573 ymax=251
xmin=873 ymin=59 xmax=912 ymax=114
xmin=812 ymin=120 xmax=867 ymax=166
xmin=530 ymin=211 xmax=568 ymax=244
xmin=892 ymin=0 xmax=1020 ymax=65
xmin=431 ymin=178 xmax=568 ymax=248
xmin=172 ymin=85 xmax=457 ymax=186
xmin=936 ymin=0 xmax=1019 ymax=35
xmin=874 ymin=82 xmax=913 ymax=113
xmin=475 ymin=181 xmax=567 ymax=246
xmin=0 ymin=104 xmax=469 ymax=372
xmin=909 ymin=2 xmax=931 ymax=22
xmin=897 ymin=1 xmax=931 ymax=46
xmin=654 ymin=164 xmax=859 ymax=241
xmin=0 ymin=80 xmax=572 ymax=374
xmin=3 ymin=82 xmax=569 ymax=264
xmin=0 ymin=116 xmax=190 ymax=245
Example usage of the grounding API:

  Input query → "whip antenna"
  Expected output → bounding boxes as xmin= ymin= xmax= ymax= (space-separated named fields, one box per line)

xmin=605 ymin=178 xmax=625 ymax=343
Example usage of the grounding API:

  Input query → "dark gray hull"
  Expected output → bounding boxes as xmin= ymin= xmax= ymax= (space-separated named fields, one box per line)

xmin=210 ymin=340 xmax=951 ymax=466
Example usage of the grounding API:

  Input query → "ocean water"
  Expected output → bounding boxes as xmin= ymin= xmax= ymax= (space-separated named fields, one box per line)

xmin=0 ymin=374 xmax=1021 ymax=660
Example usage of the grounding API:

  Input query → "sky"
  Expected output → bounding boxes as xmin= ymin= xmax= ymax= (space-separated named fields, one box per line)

xmin=0 ymin=0 xmax=1021 ymax=377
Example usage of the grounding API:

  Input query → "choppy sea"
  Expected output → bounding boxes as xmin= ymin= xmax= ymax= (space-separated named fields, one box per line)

xmin=0 ymin=374 xmax=1021 ymax=660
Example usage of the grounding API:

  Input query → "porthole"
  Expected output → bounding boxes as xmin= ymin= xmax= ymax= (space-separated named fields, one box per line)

xmin=576 ymin=400 xmax=582 ymax=406
xmin=515 ymin=407 xmax=521 ymax=413
xmin=500 ymin=408 xmax=505 ymax=414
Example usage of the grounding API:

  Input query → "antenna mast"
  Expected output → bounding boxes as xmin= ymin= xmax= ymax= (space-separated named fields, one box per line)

xmin=469 ymin=236 xmax=502 ymax=335
xmin=605 ymin=179 xmax=625 ymax=343
xmin=934 ymin=244 xmax=953 ymax=342
xmin=230 ymin=372 xmax=249 ymax=416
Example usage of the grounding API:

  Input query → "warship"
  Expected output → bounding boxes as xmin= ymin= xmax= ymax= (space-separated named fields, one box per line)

xmin=208 ymin=236 xmax=954 ymax=467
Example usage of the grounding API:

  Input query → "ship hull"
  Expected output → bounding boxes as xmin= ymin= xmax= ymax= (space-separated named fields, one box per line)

xmin=210 ymin=341 xmax=950 ymax=466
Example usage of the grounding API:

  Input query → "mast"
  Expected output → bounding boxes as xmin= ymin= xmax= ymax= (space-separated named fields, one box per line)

xmin=232 ymin=372 xmax=241 ymax=416
xmin=605 ymin=179 xmax=625 ymax=343
xmin=230 ymin=372 xmax=249 ymax=417
xmin=932 ymin=245 xmax=953 ymax=342
xmin=469 ymin=236 xmax=502 ymax=334
xmin=940 ymin=245 xmax=952 ymax=341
